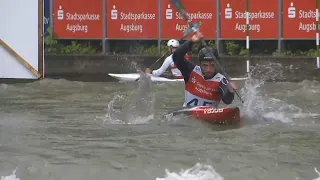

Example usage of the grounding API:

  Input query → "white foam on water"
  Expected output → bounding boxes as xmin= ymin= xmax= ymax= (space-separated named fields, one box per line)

xmin=249 ymin=62 xmax=284 ymax=81
xmin=314 ymin=167 xmax=320 ymax=180
xmin=156 ymin=163 xmax=224 ymax=180
xmin=95 ymin=72 xmax=156 ymax=124
xmin=240 ymin=77 xmax=297 ymax=123
xmin=1 ymin=166 xmax=320 ymax=180
xmin=238 ymin=62 xmax=317 ymax=124
xmin=244 ymin=82 xmax=319 ymax=123
xmin=95 ymin=92 xmax=155 ymax=124
xmin=1 ymin=170 xmax=19 ymax=180
xmin=0 ymin=83 xmax=9 ymax=91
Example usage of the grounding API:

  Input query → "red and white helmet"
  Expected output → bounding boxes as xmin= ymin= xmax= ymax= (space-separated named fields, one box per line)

xmin=167 ymin=39 xmax=179 ymax=48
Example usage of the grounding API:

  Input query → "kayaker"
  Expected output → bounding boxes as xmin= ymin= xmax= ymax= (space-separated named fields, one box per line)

xmin=171 ymin=31 xmax=239 ymax=107
xmin=145 ymin=39 xmax=189 ymax=79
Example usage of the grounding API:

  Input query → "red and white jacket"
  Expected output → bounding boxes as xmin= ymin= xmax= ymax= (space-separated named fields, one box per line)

xmin=171 ymin=40 xmax=235 ymax=107
xmin=183 ymin=66 xmax=225 ymax=107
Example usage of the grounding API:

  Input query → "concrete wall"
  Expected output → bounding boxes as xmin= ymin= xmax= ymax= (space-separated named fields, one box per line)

xmin=44 ymin=55 xmax=320 ymax=82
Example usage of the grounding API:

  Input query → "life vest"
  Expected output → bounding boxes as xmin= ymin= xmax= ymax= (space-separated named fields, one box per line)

xmin=170 ymin=54 xmax=189 ymax=78
xmin=183 ymin=66 xmax=225 ymax=107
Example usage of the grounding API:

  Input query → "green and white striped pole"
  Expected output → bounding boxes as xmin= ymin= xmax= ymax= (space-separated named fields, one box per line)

xmin=246 ymin=0 xmax=250 ymax=74
xmin=316 ymin=0 xmax=320 ymax=68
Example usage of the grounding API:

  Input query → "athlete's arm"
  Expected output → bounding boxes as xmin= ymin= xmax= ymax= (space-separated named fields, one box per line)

xmin=172 ymin=40 xmax=196 ymax=82
xmin=152 ymin=56 xmax=172 ymax=77
xmin=219 ymin=77 xmax=235 ymax=104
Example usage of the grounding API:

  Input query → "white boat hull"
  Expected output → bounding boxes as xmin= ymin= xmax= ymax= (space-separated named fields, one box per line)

xmin=108 ymin=73 xmax=248 ymax=82
xmin=108 ymin=73 xmax=183 ymax=82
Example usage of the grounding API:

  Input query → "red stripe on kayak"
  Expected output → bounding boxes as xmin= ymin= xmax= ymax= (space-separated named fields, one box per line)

xmin=189 ymin=106 xmax=240 ymax=125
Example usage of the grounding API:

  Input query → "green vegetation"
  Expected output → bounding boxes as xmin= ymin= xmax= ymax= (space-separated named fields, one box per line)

xmin=44 ymin=27 xmax=320 ymax=57
xmin=272 ymin=48 xmax=320 ymax=57
xmin=44 ymin=27 xmax=99 ymax=55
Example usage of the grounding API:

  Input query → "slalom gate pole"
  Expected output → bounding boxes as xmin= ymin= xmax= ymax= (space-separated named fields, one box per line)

xmin=246 ymin=0 xmax=251 ymax=74
xmin=316 ymin=0 xmax=320 ymax=69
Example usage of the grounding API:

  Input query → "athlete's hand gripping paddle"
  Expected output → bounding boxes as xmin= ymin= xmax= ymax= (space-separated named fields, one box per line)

xmin=170 ymin=0 xmax=244 ymax=103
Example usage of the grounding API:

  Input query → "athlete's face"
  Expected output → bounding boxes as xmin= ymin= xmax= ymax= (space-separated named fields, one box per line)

xmin=168 ymin=47 xmax=177 ymax=53
xmin=200 ymin=61 xmax=216 ymax=78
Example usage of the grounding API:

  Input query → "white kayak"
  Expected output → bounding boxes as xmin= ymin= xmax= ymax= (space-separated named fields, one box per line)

xmin=108 ymin=73 xmax=248 ymax=82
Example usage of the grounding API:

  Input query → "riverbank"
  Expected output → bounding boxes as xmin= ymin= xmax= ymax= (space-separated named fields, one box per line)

xmin=43 ymin=55 xmax=320 ymax=82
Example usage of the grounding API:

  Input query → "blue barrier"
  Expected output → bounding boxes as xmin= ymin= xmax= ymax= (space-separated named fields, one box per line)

xmin=44 ymin=0 xmax=50 ymax=37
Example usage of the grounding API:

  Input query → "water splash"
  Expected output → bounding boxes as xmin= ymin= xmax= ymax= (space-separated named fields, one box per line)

xmin=249 ymin=61 xmax=284 ymax=81
xmin=1 ymin=166 xmax=319 ymax=180
xmin=1 ymin=170 xmax=19 ymax=180
xmin=156 ymin=163 xmax=224 ymax=180
xmin=97 ymin=73 xmax=156 ymax=124
xmin=114 ymin=55 xmax=144 ymax=73
xmin=239 ymin=62 xmax=311 ymax=123
xmin=314 ymin=167 xmax=320 ymax=180
xmin=0 ymin=83 xmax=9 ymax=91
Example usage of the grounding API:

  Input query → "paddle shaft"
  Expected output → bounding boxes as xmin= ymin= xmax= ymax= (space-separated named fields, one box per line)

xmin=170 ymin=0 xmax=244 ymax=103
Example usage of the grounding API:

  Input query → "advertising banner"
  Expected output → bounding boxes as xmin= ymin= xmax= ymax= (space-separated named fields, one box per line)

xmin=106 ymin=0 xmax=158 ymax=39
xmin=53 ymin=0 xmax=103 ymax=39
xmin=44 ymin=0 xmax=50 ymax=37
xmin=160 ymin=0 xmax=216 ymax=39
xmin=282 ymin=0 xmax=318 ymax=39
xmin=220 ymin=0 xmax=278 ymax=39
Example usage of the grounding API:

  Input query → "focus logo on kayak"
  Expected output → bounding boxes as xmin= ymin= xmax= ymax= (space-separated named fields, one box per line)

xmin=53 ymin=0 xmax=103 ymax=38
xmin=107 ymin=0 xmax=158 ymax=39
xmin=204 ymin=108 xmax=223 ymax=114
xmin=160 ymin=0 xmax=216 ymax=39
xmin=282 ymin=0 xmax=319 ymax=39
xmin=220 ymin=0 xmax=278 ymax=39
